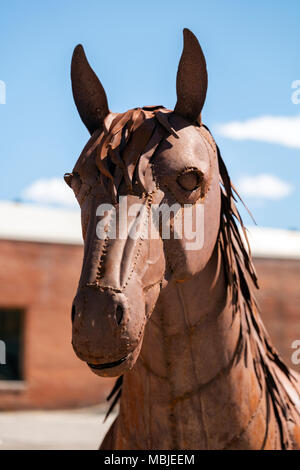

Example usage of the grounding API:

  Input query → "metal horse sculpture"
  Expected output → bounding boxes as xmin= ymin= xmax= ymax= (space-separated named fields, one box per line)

xmin=66 ymin=29 xmax=300 ymax=449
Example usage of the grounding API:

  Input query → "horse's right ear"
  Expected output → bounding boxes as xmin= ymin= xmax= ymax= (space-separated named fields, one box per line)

xmin=71 ymin=45 xmax=109 ymax=135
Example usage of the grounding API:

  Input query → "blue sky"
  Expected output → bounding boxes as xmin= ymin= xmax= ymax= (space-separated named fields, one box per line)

xmin=0 ymin=0 xmax=299 ymax=229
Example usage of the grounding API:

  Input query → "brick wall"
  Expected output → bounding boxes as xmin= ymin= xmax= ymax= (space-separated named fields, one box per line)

xmin=253 ymin=257 xmax=300 ymax=371
xmin=0 ymin=239 xmax=114 ymax=410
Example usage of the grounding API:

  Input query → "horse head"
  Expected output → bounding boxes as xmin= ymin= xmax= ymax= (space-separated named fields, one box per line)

xmin=66 ymin=29 xmax=221 ymax=377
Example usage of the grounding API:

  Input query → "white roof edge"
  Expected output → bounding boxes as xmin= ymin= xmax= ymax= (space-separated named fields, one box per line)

xmin=245 ymin=225 xmax=300 ymax=260
xmin=0 ymin=201 xmax=299 ymax=259
xmin=0 ymin=201 xmax=83 ymax=245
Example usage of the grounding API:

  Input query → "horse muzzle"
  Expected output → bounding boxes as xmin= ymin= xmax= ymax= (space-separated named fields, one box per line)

xmin=71 ymin=285 xmax=145 ymax=376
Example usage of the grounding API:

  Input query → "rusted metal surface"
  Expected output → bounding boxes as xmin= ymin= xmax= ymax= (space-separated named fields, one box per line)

xmin=67 ymin=29 xmax=300 ymax=449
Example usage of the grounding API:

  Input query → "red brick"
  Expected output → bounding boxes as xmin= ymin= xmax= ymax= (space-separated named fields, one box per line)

xmin=0 ymin=240 xmax=113 ymax=410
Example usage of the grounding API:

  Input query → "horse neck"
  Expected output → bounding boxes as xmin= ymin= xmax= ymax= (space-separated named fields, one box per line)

xmin=115 ymin=242 xmax=281 ymax=450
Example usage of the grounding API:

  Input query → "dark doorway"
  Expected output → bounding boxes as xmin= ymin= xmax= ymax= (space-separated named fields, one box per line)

xmin=0 ymin=308 xmax=24 ymax=381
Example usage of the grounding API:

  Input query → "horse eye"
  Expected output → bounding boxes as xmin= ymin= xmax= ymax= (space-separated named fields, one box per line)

xmin=177 ymin=169 xmax=203 ymax=191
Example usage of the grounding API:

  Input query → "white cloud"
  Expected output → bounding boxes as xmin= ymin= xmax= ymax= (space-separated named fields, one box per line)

xmin=237 ymin=174 xmax=294 ymax=200
xmin=21 ymin=177 xmax=78 ymax=208
xmin=217 ymin=115 xmax=300 ymax=149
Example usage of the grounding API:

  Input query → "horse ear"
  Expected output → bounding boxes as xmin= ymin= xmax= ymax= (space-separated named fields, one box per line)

xmin=71 ymin=45 xmax=109 ymax=135
xmin=174 ymin=29 xmax=208 ymax=123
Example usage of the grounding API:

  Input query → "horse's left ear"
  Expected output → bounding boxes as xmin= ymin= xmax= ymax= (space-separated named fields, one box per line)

xmin=71 ymin=44 xmax=109 ymax=135
xmin=174 ymin=29 xmax=208 ymax=124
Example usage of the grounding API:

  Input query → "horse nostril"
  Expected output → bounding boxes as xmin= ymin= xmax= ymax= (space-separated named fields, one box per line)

xmin=115 ymin=305 xmax=124 ymax=326
xmin=71 ymin=305 xmax=76 ymax=323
